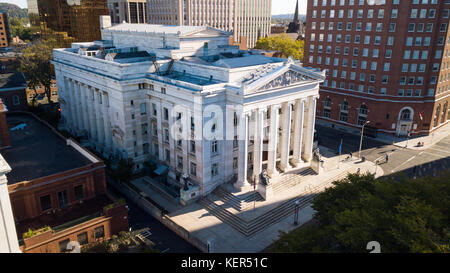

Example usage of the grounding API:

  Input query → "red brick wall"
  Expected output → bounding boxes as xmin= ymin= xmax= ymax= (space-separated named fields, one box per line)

xmin=0 ymin=88 xmax=28 ymax=112
xmin=0 ymin=110 xmax=10 ymax=147
xmin=8 ymin=162 xmax=106 ymax=221
xmin=21 ymin=205 xmax=128 ymax=253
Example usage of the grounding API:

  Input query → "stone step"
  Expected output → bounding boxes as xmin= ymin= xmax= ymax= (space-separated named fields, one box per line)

xmin=197 ymin=169 xmax=353 ymax=237
xmin=272 ymin=168 xmax=316 ymax=194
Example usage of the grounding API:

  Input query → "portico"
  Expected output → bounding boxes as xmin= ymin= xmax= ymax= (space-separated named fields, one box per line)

xmin=234 ymin=61 xmax=323 ymax=190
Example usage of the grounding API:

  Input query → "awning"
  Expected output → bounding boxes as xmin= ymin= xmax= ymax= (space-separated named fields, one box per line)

xmin=154 ymin=165 xmax=168 ymax=175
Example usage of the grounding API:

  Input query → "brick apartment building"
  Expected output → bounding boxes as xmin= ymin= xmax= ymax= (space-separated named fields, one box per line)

xmin=303 ymin=0 xmax=450 ymax=138
xmin=0 ymin=13 xmax=10 ymax=48
xmin=0 ymin=111 xmax=128 ymax=253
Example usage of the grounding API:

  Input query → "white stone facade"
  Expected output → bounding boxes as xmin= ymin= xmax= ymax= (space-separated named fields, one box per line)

xmin=53 ymin=23 xmax=324 ymax=196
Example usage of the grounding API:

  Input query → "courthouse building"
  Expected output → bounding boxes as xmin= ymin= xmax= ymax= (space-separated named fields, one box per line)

xmin=53 ymin=16 xmax=325 ymax=196
xmin=303 ymin=0 xmax=450 ymax=137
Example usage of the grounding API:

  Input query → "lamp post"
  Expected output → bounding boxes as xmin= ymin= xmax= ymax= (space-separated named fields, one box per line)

xmin=359 ymin=121 xmax=370 ymax=159
xmin=294 ymin=200 xmax=300 ymax=225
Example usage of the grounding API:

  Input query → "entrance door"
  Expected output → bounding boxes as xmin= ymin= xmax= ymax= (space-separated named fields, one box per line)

xmin=398 ymin=124 xmax=409 ymax=137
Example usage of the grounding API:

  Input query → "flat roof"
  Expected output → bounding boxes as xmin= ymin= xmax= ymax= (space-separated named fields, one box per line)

xmin=0 ymin=72 xmax=26 ymax=89
xmin=105 ymin=23 xmax=209 ymax=35
xmin=2 ymin=113 xmax=92 ymax=185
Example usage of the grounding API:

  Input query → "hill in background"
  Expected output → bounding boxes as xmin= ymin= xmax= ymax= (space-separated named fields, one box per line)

xmin=0 ymin=3 xmax=28 ymax=19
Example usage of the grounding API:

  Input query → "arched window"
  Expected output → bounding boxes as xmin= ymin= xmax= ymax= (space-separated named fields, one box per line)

xmin=322 ymin=98 xmax=331 ymax=118
xmin=441 ymin=102 xmax=448 ymax=124
xmin=400 ymin=108 xmax=411 ymax=120
xmin=434 ymin=105 xmax=440 ymax=127
xmin=12 ymin=95 xmax=20 ymax=106
xmin=357 ymin=105 xmax=368 ymax=125
xmin=339 ymin=101 xmax=348 ymax=122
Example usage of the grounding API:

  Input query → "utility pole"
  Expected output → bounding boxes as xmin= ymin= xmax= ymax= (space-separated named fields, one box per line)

xmin=359 ymin=121 xmax=370 ymax=159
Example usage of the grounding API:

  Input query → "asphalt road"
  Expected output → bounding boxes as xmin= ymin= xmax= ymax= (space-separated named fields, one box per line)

xmin=316 ymin=125 xmax=450 ymax=179
xmin=107 ymin=182 xmax=200 ymax=253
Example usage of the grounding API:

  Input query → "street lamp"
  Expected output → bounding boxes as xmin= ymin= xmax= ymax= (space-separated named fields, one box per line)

xmin=358 ymin=120 xmax=370 ymax=159
xmin=294 ymin=200 xmax=300 ymax=225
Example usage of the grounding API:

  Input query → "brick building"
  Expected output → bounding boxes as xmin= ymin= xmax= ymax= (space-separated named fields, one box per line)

xmin=0 ymin=112 xmax=128 ymax=253
xmin=303 ymin=0 xmax=450 ymax=137
xmin=0 ymin=72 xmax=28 ymax=112
xmin=26 ymin=79 xmax=59 ymax=106
xmin=0 ymin=13 xmax=10 ymax=48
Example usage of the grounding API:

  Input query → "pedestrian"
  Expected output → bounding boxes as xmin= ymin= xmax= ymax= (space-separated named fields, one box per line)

xmin=357 ymin=168 xmax=360 ymax=174
xmin=349 ymin=152 xmax=352 ymax=159
xmin=385 ymin=153 xmax=389 ymax=163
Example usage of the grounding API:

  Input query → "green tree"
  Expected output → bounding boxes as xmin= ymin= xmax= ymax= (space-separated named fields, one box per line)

xmin=255 ymin=34 xmax=304 ymax=61
xmin=19 ymin=39 xmax=56 ymax=110
xmin=116 ymin=158 xmax=135 ymax=183
xmin=10 ymin=17 xmax=33 ymax=41
xmin=269 ymin=172 xmax=450 ymax=253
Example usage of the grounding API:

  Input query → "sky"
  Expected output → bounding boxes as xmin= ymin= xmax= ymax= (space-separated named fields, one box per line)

xmin=3 ymin=0 xmax=307 ymax=15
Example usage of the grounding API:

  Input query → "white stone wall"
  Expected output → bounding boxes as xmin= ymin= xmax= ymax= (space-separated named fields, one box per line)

xmin=0 ymin=155 xmax=20 ymax=253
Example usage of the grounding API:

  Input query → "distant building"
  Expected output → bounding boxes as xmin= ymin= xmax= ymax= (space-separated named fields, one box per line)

xmin=53 ymin=18 xmax=325 ymax=198
xmin=26 ymin=79 xmax=58 ymax=106
xmin=106 ymin=0 xmax=272 ymax=48
xmin=108 ymin=0 xmax=147 ymax=24
xmin=1 ymin=112 xmax=128 ymax=253
xmin=27 ymin=0 xmax=109 ymax=43
xmin=0 ymin=52 xmax=21 ymax=74
xmin=0 ymin=13 xmax=11 ymax=48
xmin=0 ymin=72 xmax=28 ymax=112
xmin=304 ymin=0 xmax=450 ymax=137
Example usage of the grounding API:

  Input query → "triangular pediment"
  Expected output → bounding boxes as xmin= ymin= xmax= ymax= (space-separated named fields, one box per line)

xmin=243 ymin=62 xmax=325 ymax=93
xmin=183 ymin=27 xmax=231 ymax=37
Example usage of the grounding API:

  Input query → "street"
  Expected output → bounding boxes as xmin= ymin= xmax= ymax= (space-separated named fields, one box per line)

xmin=316 ymin=125 xmax=450 ymax=179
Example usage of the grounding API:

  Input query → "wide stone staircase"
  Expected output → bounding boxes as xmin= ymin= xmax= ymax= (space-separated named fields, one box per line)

xmin=272 ymin=168 xmax=317 ymax=195
xmin=198 ymin=169 xmax=353 ymax=237
xmin=212 ymin=186 xmax=263 ymax=212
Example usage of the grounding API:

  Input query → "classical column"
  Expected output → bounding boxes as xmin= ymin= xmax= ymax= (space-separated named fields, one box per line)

xmin=63 ymin=77 xmax=74 ymax=130
xmin=280 ymin=101 xmax=294 ymax=172
xmin=75 ymin=82 xmax=86 ymax=133
xmin=70 ymin=80 xmax=81 ymax=132
xmin=292 ymin=99 xmax=306 ymax=167
xmin=87 ymin=87 xmax=98 ymax=142
xmin=267 ymin=104 xmax=281 ymax=177
xmin=80 ymin=84 xmax=89 ymax=135
xmin=102 ymin=91 xmax=112 ymax=152
xmin=234 ymin=112 xmax=250 ymax=189
xmin=94 ymin=89 xmax=104 ymax=146
xmin=252 ymin=107 xmax=266 ymax=181
xmin=302 ymin=96 xmax=318 ymax=162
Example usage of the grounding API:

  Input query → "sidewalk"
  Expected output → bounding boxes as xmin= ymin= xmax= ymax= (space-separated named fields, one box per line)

xmin=159 ymin=150 xmax=382 ymax=253
xmin=374 ymin=122 xmax=450 ymax=151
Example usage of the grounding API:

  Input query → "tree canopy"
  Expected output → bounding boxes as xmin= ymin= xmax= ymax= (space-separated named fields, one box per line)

xmin=10 ymin=17 xmax=33 ymax=42
xmin=270 ymin=172 xmax=450 ymax=253
xmin=254 ymin=34 xmax=304 ymax=61
xmin=19 ymin=39 xmax=56 ymax=108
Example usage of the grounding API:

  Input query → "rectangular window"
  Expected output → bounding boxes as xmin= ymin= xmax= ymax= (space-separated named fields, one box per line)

xmin=59 ymin=239 xmax=70 ymax=253
xmin=74 ymin=185 xmax=84 ymax=201
xmin=58 ymin=190 xmax=68 ymax=208
xmin=190 ymin=162 xmax=197 ymax=176
xmin=77 ymin=232 xmax=88 ymax=245
xmin=211 ymin=163 xmax=218 ymax=176
xmin=40 ymin=195 xmax=51 ymax=211
xmin=94 ymin=226 xmax=105 ymax=239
